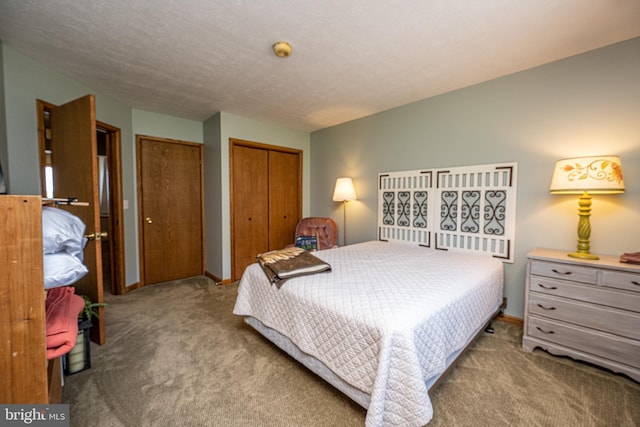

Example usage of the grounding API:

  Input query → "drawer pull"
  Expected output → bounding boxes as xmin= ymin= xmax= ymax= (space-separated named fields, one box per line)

xmin=538 ymin=284 xmax=557 ymax=290
xmin=536 ymin=326 xmax=555 ymax=335
xmin=551 ymin=268 xmax=572 ymax=275
xmin=536 ymin=304 xmax=556 ymax=311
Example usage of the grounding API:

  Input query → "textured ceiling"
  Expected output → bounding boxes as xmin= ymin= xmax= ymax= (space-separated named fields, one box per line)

xmin=1 ymin=0 xmax=639 ymax=131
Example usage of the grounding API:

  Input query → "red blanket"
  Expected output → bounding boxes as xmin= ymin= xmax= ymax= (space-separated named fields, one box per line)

xmin=620 ymin=252 xmax=640 ymax=265
xmin=45 ymin=286 xmax=85 ymax=359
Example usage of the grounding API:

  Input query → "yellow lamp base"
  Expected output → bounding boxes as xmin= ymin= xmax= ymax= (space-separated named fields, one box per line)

xmin=568 ymin=251 xmax=599 ymax=260
xmin=567 ymin=192 xmax=599 ymax=261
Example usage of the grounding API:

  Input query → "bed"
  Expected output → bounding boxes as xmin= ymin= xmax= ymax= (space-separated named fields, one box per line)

xmin=233 ymin=162 xmax=516 ymax=426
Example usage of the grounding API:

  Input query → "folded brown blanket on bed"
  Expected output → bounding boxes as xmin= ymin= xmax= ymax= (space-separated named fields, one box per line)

xmin=620 ymin=252 xmax=640 ymax=265
xmin=256 ymin=247 xmax=331 ymax=286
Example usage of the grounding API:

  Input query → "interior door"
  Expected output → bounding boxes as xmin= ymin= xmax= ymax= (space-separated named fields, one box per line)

xmin=50 ymin=94 xmax=105 ymax=345
xmin=231 ymin=144 xmax=269 ymax=280
xmin=137 ymin=136 xmax=204 ymax=285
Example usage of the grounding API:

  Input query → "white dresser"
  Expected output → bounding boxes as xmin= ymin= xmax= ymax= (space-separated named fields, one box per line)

xmin=523 ymin=248 xmax=640 ymax=382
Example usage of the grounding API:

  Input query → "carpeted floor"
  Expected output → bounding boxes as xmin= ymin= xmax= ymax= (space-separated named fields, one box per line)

xmin=62 ymin=276 xmax=640 ymax=426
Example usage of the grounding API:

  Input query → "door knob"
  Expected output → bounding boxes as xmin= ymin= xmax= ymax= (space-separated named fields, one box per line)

xmin=85 ymin=231 xmax=108 ymax=241
xmin=145 ymin=217 xmax=153 ymax=224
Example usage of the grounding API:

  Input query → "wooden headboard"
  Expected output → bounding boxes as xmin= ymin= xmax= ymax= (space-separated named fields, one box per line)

xmin=378 ymin=162 xmax=518 ymax=262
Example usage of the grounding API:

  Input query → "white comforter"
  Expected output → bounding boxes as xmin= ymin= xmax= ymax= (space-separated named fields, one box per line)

xmin=233 ymin=241 xmax=503 ymax=426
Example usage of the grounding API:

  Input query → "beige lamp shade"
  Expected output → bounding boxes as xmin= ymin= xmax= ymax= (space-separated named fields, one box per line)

xmin=332 ymin=177 xmax=357 ymax=201
xmin=549 ymin=156 xmax=625 ymax=194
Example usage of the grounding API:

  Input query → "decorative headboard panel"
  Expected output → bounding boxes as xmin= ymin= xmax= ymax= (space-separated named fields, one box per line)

xmin=378 ymin=162 xmax=517 ymax=262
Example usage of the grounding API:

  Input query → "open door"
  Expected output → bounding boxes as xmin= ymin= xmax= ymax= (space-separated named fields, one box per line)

xmin=50 ymin=95 xmax=105 ymax=345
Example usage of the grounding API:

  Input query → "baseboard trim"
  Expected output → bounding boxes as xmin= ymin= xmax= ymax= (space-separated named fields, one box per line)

xmin=498 ymin=314 xmax=523 ymax=327
xmin=124 ymin=282 xmax=141 ymax=293
xmin=204 ymin=270 xmax=219 ymax=282
xmin=205 ymin=270 xmax=235 ymax=285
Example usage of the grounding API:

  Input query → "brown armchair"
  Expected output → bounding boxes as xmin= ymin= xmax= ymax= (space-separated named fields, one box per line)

xmin=288 ymin=217 xmax=339 ymax=250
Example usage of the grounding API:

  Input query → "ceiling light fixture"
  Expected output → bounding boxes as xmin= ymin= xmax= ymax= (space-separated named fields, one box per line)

xmin=273 ymin=41 xmax=292 ymax=58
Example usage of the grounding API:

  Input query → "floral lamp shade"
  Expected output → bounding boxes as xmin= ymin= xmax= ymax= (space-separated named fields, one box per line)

xmin=549 ymin=155 xmax=625 ymax=260
xmin=550 ymin=156 xmax=625 ymax=194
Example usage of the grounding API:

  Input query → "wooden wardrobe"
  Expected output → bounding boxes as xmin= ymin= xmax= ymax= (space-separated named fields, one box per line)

xmin=0 ymin=195 xmax=53 ymax=403
xmin=230 ymin=139 xmax=302 ymax=281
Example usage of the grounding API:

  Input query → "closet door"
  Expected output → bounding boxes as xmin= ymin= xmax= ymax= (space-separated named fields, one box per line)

xmin=231 ymin=144 xmax=269 ymax=280
xmin=269 ymin=150 xmax=301 ymax=251
xmin=230 ymin=140 xmax=302 ymax=281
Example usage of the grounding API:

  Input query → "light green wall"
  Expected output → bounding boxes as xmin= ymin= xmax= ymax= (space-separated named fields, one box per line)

xmin=207 ymin=111 xmax=311 ymax=280
xmin=0 ymin=43 xmax=310 ymax=285
xmin=310 ymin=37 xmax=640 ymax=319
xmin=0 ymin=44 xmax=207 ymax=287
xmin=203 ymin=113 xmax=222 ymax=278
xmin=129 ymin=109 xmax=204 ymax=284
xmin=1 ymin=43 xmax=140 ymax=285
xmin=3 ymin=38 xmax=637 ymax=311
xmin=0 ymin=44 xmax=7 ymax=192
xmin=132 ymin=109 xmax=204 ymax=143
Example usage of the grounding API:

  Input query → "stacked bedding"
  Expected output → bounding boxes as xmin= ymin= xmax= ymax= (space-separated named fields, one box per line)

xmin=42 ymin=207 xmax=88 ymax=290
xmin=42 ymin=207 xmax=88 ymax=359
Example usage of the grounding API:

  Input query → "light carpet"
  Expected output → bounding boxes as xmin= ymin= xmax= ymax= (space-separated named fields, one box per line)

xmin=62 ymin=276 xmax=640 ymax=426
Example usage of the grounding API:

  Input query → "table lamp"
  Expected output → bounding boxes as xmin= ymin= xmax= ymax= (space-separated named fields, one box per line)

xmin=549 ymin=155 xmax=625 ymax=260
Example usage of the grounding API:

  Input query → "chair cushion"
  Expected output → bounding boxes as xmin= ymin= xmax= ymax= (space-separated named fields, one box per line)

xmin=294 ymin=217 xmax=338 ymax=250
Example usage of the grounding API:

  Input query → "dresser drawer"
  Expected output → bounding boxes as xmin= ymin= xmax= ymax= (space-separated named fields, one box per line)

xmin=530 ymin=260 xmax=597 ymax=284
xmin=529 ymin=275 xmax=640 ymax=313
xmin=527 ymin=316 xmax=640 ymax=369
xmin=602 ymin=270 xmax=640 ymax=293
xmin=528 ymin=293 xmax=640 ymax=340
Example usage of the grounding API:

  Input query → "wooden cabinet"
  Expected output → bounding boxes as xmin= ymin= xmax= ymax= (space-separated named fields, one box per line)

xmin=231 ymin=139 xmax=302 ymax=281
xmin=0 ymin=195 xmax=49 ymax=403
xmin=523 ymin=248 xmax=640 ymax=382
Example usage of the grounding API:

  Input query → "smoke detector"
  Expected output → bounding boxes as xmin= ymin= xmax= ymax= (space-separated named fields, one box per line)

xmin=273 ymin=41 xmax=292 ymax=58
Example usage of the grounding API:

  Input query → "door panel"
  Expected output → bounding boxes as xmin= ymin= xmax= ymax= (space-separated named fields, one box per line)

xmin=138 ymin=136 xmax=204 ymax=285
xmin=231 ymin=145 xmax=269 ymax=280
xmin=38 ymin=100 xmax=126 ymax=296
xmin=50 ymin=95 xmax=105 ymax=344
xmin=230 ymin=140 xmax=302 ymax=281
xmin=269 ymin=150 xmax=301 ymax=250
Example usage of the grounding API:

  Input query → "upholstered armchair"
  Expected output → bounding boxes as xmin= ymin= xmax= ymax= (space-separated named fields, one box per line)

xmin=288 ymin=217 xmax=339 ymax=250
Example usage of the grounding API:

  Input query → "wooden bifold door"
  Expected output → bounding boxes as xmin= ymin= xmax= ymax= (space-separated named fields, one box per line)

xmin=230 ymin=139 xmax=302 ymax=281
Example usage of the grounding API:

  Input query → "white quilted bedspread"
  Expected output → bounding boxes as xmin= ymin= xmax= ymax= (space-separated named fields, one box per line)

xmin=233 ymin=241 xmax=503 ymax=426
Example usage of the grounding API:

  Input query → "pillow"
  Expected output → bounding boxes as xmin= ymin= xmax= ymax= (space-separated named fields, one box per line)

xmin=42 ymin=206 xmax=87 ymax=260
xmin=43 ymin=253 xmax=89 ymax=289
xmin=295 ymin=235 xmax=318 ymax=252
